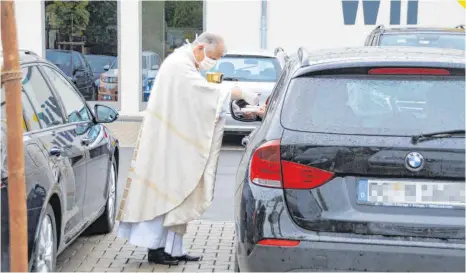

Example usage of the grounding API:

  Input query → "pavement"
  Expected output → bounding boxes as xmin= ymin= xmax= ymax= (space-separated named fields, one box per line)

xmin=56 ymin=121 xmax=245 ymax=272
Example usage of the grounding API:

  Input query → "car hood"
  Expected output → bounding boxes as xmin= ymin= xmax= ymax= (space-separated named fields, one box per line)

xmin=101 ymin=69 xmax=118 ymax=78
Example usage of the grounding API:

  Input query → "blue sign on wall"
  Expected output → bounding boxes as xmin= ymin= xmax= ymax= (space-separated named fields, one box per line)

xmin=342 ymin=0 xmax=419 ymax=25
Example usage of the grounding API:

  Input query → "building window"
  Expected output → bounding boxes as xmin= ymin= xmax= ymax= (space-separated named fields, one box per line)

xmin=44 ymin=1 xmax=118 ymax=102
xmin=141 ymin=1 xmax=204 ymax=103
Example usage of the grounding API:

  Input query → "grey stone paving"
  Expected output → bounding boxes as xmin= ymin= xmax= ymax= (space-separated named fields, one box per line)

xmin=57 ymin=220 xmax=235 ymax=272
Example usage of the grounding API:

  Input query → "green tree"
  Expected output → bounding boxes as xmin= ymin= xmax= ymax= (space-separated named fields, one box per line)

xmin=165 ymin=1 xmax=203 ymax=29
xmin=84 ymin=1 xmax=118 ymax=55
xmin=46 ymin=1 xmax=90 ymax=41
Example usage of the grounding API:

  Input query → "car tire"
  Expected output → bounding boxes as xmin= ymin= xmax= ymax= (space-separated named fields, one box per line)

xmin=234 ymin=254 xmax=240 ymax=272
xmin=86 ymin=158 xmax=117 ymax=234
xmin=31 ymin=204 xmax=57 ymax=272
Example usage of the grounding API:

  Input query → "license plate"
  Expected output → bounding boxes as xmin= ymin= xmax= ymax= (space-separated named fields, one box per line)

xmin=102 ymin=95 xmax=112 ymax=101
xmin=357 ymin=179 xmax=465 ymax=209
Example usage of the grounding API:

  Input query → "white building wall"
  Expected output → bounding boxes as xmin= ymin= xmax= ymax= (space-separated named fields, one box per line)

xmin=206 ymin=0 xmax=261 ymax=51
xmin=1 ymin=1 xmax=45 ymax=57
xmin=208 ymin=0 xmax=465 ymax=53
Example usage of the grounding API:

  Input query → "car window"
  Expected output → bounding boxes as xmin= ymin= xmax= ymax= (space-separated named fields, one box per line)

xmin=46 ymin=50 xmax=72 ymax=76
xmin=0 ymin=89 xmax=38 ymax=131
xmin=380 ymin=33 xmax=466 ymax=51
xmin=281 ymin=75 xmax=465 ymax=136
xmin=19 ymin=66 xmax=65 ymax=128
xmin=72 ymin=52 xmax=82 ymax=69
xmin=41 ymin=66 xmax=91 ymax=123
xmin=204 ymin=56 xmax=282 ymax=82
xmin=142 ymin=56 xmax=149 ymax=69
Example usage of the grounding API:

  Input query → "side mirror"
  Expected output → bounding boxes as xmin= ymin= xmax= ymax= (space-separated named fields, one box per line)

xmin=94 ymin=104 xmax=119 ymax=123
xmin=103 ymin=64 xmax=110 ymax=71
xmin=151 ymin=64 xmax=160 ymax=70
xmin=229 ymin=100 xmax=259 ymax=122
xmin=73 ymin=66 xmax=85 ymax=75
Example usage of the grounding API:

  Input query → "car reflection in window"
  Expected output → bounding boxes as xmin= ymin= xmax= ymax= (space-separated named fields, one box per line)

xmin=69 ymin=108 xmax=90 ymax=136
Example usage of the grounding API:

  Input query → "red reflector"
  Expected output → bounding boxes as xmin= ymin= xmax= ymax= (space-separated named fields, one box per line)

xmin=368 ymin=68 xmax=450 ymax=75
xmin=282 ymin=161 xmax=334 ymax=189
xmin=258 ymin=239 xmax=300 ymax=247
xmin=250 ymin=140 xmax=281 ymax=188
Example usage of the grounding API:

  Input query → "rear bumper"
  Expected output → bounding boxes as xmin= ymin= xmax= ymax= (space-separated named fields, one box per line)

xmin=235 ymin=181 xmax=465 ymax=272
xmin=239 ymin=240 xmax=465 ymax=272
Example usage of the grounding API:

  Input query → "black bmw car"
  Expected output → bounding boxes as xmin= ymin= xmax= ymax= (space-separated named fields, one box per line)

xmin=1 ymin=50 xmax=120 ymax=272
xmin=231 ymin=47 xmax=465 ymax=272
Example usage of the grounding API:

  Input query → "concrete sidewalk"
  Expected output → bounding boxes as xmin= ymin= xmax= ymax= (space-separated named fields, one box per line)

xmin=57 ymin=221 xmax=235 ymax=272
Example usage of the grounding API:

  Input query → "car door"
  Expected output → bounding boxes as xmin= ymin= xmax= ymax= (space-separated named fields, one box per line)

xmin=40 ymin=65 xmax=109 ymax=222
xmin=71 ymin=52 xmax=87 ymax=95
xmin=19 ymin=64 xmax=84 ymax=242
xmin=78 ymin=53 xmax=94 ymax=89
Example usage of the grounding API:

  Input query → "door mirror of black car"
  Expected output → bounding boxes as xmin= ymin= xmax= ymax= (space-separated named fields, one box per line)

xmin=230 ymin=100 xmax=259 ymax=122
xmin=94 ymin=104 xmax=119 ymax=123
xmin=73 ymin=66 xmax=85 ymax=75
xmin=151 ymin=64 xmax=160 ymax=70
xmin=103 ymin=64 xmax=110 ymax=71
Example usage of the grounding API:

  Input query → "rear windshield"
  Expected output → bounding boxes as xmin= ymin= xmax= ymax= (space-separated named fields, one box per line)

xmin=281 ymin=75 xmax=465 ymax=136
xmin=203 ymin=56 xmax=281 ymax=82
xmin=380 ymin=33 xmax=465 ymax=51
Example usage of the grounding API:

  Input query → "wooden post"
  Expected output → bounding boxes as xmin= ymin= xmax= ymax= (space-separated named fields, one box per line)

xmin=1 ymin=1 xmax=28 ymax=272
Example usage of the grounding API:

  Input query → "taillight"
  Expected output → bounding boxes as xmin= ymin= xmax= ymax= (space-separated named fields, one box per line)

xmin=250 ymin=140 xmax=281 ymax=188
xmin=250 ymin=140 xmax=335 ymax=189
xmin=368 ymin=68 xmax=451 ymax=75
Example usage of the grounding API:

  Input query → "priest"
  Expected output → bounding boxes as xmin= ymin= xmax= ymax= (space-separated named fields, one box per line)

xmin=116 ymin=32 xmax=259 ymax=265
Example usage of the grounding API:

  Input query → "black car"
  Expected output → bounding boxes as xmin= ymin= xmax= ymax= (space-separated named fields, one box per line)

xmin=230 ymin=47 xmax=465 ymax=272
xmin=46 ymin=49 xmax=97 ymax=100
xmin=365 ymin=24 xmax=465 ymax=50
xmin=1 ymin=50 xmax=120 ymax=272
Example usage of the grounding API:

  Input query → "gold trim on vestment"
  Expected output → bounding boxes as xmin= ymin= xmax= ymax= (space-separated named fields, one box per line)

xmin=146 ymin=108 xmax=209 ymax=153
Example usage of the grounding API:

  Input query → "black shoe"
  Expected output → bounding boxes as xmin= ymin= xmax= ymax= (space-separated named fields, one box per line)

xmin=148 ymin=248 xmax=179 ymax=265
xmin=174 ymin=254 xmax=201 ymax=262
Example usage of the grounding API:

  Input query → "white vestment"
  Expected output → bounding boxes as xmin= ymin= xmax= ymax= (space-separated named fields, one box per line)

xmin=117 ymin=44 xmax=232 ymax=255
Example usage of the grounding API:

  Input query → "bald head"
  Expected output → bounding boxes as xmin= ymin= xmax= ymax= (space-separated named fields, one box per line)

xmin=192 ymin=32 xmax=226 ymax=64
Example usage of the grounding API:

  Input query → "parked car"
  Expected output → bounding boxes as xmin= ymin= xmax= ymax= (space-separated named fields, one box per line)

xmin=142 ymin=51 xmax=161 ymax=79
xmin=231 ymin=46 xmax=465 ymax=272
xmin=46 ymin=49 xmax=97 ymax=100
xmin=201 ymin=51 xmax=284 ymax=135
xmin=85 ymin=54 xmax=116 ymax=82
xmin=1 ymin=50 xmax=120 ymax=272
xmin=99 ymin=58 xmax=118 ymax=101
xmin=142 ymin=75 xmax=155 ymax=102
xmin=365 ymin=24 xmax=465 ymax=50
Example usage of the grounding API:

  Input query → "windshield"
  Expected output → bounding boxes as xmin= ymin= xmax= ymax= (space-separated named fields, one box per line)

xmin=281 ymin=75 xmax=465 ymax=136
xmin=46 ymin=50 xmax=72 ymax=76
xmin=86 ymin=55 xmax=115 ymax=73
xmin=380 ymin=33 xmax=466 ymax=51
xmin=110 ymin=59 xmax=118 ymax=69
xmin=203 ymin=56 xmax=281 ymax=82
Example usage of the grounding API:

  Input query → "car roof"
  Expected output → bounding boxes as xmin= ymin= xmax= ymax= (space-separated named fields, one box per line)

xmin=224 ymin=51 xmax=276 ymax=58
xmin=46 ymin=49 xmax=82 ymax=54
xmin=293 ymin=46 xmax=465 ymax=76
xmin=0 ymin=50 xmax=60 ymax=65
xmin=376 ymin=26 xmax=465 ymax=34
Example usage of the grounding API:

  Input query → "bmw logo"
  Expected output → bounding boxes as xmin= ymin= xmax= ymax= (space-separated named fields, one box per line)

xmin=405 ymin=152 xmax=425 ymax=171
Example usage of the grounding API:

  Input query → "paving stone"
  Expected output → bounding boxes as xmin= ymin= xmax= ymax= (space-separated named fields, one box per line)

xmin=59 ymin=220 xmax=235 ymax=272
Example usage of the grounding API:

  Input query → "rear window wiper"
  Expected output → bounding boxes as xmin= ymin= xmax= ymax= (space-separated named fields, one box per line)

xmin=411 ymin=129 xmax=465 ymax=144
